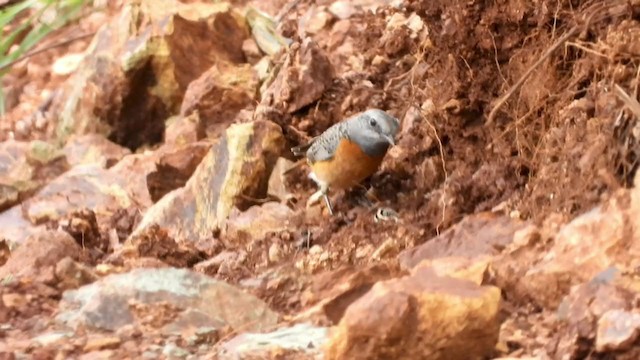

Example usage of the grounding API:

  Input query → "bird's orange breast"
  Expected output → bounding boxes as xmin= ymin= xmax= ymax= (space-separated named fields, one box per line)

xmin=310 ymin=138 xmax=386 ymax=189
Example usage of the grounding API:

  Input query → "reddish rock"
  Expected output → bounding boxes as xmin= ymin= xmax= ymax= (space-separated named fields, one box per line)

xmin=146 ymin=142 xmax=210 ymax=202
xmin=325 ymin=266 xmax=501 ymax=360
xmin=512 ymin=180 xmax=640 ymax=308
xmin=164 ymin=114 xmax=200 ymax=146
xmin=21 ymin=157 xmax=153 ymax=229
xmin=53 ymin=0 xmax=250 ymax=149
xmin=399 ymin=212 xmax=527 ymax=270
xmin=0 ymin=229 xmax=80 ymax=283
xmin=132 ymin=120 xmax=285 ymax=243
xmin=62 ymin=134 xmax=131 ymax=167
xmin=411 ymin=255 xmax=491 ymax=286
xmin=56 ymin=268 xmax=279 ymax=333
xmin=257 ymin=38 xmax=334 ymax=116
xmin=180 ymin=62 xmax=258 ymax=140
xmin=551 ymin=274 xmax=635 ymax=358
xmin=299 ymin=264 xmax=399 ymax=324
xmin=0 ymin=140 xmax=69 ymax=213
xmin=266 ymin=157 xmax=295 ymax=202
xmin=225 ymin=202 xmax=300 ymax=242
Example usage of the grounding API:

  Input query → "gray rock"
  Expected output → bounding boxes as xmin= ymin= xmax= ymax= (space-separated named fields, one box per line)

xmin=596 ymin=309 xmax=640 ymax=352
xmin=56 ymin=268 xmax=279 ymax=333
xmin=31 ymin=331 xmax=72 ymax=346
xmin=163 ymin=343 xmax=191 ymax=359
xmin=218 ymin=323 xmax=328 ymax=360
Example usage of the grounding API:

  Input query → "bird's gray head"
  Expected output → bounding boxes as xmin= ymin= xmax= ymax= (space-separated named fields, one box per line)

xmin=349 ymin=109 xmax=400 ymax=157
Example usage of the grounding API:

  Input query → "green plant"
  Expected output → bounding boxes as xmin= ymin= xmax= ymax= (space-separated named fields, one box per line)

xmin=0 ymin=0 xmax=88 ymax=115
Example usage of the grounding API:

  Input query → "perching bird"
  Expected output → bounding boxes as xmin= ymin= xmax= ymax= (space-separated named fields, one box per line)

xmin=291 ymin=109 xmax=400 ymax=215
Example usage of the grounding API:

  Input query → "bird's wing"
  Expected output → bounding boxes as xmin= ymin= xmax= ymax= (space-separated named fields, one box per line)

xmin=306 ymin=122 xmax=349 ymax=163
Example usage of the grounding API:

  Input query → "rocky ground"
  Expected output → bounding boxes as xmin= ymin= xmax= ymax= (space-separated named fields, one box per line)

xmin=1 ymin=0 xmax=640 ymax=359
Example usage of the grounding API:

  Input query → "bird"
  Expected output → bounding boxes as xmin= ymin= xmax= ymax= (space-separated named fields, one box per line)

xmin=291 ymin=108 xmax=400 ymax=215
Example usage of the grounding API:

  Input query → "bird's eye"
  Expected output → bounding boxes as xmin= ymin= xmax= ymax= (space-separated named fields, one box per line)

xmin=369 ymin=118 xmax=377 ymax=127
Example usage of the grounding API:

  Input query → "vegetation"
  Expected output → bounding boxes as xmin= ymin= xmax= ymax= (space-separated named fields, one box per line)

xmin=0 ymin=0 xmax=87 ymax=115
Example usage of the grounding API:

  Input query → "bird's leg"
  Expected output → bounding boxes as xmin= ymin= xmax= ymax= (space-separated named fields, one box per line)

xmin=322 ymin=194 xmax=335 ymax=216
xmin=306 ymin=180 xmax=334 ymax=215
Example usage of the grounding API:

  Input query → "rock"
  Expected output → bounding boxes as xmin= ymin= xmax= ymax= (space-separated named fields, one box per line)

xmin=52 ymin=53 xmax=85 ymax=76
xmin=83 ymin=336 xmax=121 ymax=352
xmin=164 ymin=114 xmax=200 ymax=146
xmin=267 ymin=157 xmax=295 ymax=202
xmin=55 ymin=257 xmax=99 ymax=290
xmin=193 ymin=251 xmax=246 ymax=277
xmin=56 ymin=268 xmax=278 ymax=333
xmin=163 ymin=343 xmax=190 ymax=359
xmin=20 ymin=164 xmax=133 ymax=227
xmin=180 ymin=62 xmax=258 ymax=140
xmin=328 ymin=1 xmax=355 ymax=20
xmin=146 ymin=142 xmax=210 ymax=202
xmin=62 ymin=134 xmax=131 ymax=167
xmin=116 ymin=224 xmax=203 ymax=268
xmin=324 ymin=266 xmax=501 ymax=360
xmin=0 ymin=229 xmax=80 ymax=283
xmin=0 ymin=240 xmax=9 ymax=267
xmin=0 ymin=206 xmax=43 ymax=247
xmin=257 ymin=38 xmax=334 ymax=116
xmin=218 ymin=323 xmax=328 ymax=360
xmin=241 ymin=38 xmax=263 ymax=64
xmin=514 ymin=181 xmax=640 ymax=308
xmin=298 ymin=264 xmax=399 ymax=324
xmin=399 ymin=212 xmax=527 ymax=270
xmin=106 ymin=151 xmax=160 ymax=208
xmin=302 ymin=9 xmax=333 ymax=35
xmin=595 ymin=309 xmax=640 ymax=352
xmin=225 ymin=202 xmax=300 ymax=241
xmin=79 ymin=350 xmax=115 ymax=360
xmin=131 ymin=120 xmax=284 ymax=242
xmin=31 ymin=332 xmax=72 ymax=347
xmin=0 ymin=140 xmax=69 ymax=213
xmin=245 ymin=7 xmax=291 ymax=56
xmin=53 ymin=0 xmax=250 ymax=149
xmin=411 ymin=256 xmax=491 ymax=286
xmin=0 ymin=296 xmax=9 ymax=323
xmin=552 ymin=272 xmax=635 ymax=358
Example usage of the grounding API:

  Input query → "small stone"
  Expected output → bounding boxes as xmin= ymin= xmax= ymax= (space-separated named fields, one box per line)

xmin=218 ymin=323 xmax=328 ymax=359
xmin=328 ymin=1 xmax=355 ymax=19
xmin=309 ymin=245 xmax=323 ymax=256
xmin=31 ymin=332 xmax=71 ymax=346
xmin=78 ymin=350 xmax=115 ymax=360
xmin=51 ymin=53 xmax=85 ymax=76
xmin=268 ymin=243 xmax=283 ymax=263
xmin=163 ymin=343 xmax=190 ymax=359
xmin=83 ymin=336 xmax=121 ymax=352
xmin=371 ymin=238 xmax=397 ymax=260
xmin=354 ymin=244 xmax=374 ymax=259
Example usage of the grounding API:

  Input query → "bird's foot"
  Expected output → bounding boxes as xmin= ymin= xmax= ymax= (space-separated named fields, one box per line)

xmin=306 ymin=190 xmax=335 ymax=216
